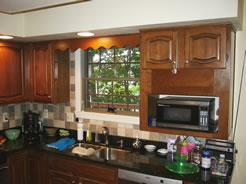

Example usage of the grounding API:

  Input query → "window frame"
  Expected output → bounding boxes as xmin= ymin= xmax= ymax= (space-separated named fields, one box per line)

xmin=74 ymin=49 xmax=139 ymax=125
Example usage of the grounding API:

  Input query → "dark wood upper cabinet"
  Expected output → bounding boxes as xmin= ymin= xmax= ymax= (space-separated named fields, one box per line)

xmin=141 ymin=31 xmax=178 ymax=69
xmin=28 ymin=43 xmax=70 ymax=103
xmin=184 ymin=25 xmax=227 ymax=69
xmin=141 ymin=24 xmax=228 ymax=70
xmin=0 ymin=42 xmax=25 ymax=103
xmin=32 ymin=43 xmax=52 ymax=102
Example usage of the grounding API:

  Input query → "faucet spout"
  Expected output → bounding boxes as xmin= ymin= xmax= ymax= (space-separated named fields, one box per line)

xmin=102 ymin=126 xmax=109 ymax=145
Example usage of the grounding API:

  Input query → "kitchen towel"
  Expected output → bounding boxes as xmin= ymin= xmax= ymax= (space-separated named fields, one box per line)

xmin=46 ymin=138 xmax=75 ymax=151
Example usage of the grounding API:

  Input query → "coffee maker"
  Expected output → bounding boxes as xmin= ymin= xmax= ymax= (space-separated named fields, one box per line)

xmin=22 ymin=110 xmax=41 ymax=144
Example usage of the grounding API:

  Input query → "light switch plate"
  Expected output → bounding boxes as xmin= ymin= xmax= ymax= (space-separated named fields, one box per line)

xmin=2 ymin=112 xmax=9 ymax=122
xmin=43 ymin=109 xmax=48 ymax=119
xmin=66 ymin=112 xmax=75 ymax=122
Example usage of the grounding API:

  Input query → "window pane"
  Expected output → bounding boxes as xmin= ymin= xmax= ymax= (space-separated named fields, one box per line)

xmin=113 ymin=96 xmax=126 ymax=105
xmin=88 ymin=49 xmax=100 ymax=63
xmin=98 ymin=80 xmax=112 ymax=95
xmin=115 ymin=63 xmax=129 ymax=78
xmin=113 ymin=81 xmax=126 ymax=95
xmin=128 ymin=81 xmax=140 ymax=96
xmin=100 ymin=64 xmax=114 ymax=78
xmin=129 ymin=47 xmax=140 ymax=63
xmin=128 ymin=97 xmax=140 ymax=104
xmin=130 ymin=63 xmax=140 ymax=78
xmin=87 ymin=80 xmax=97 ymax=94
xmin=101 ymin=48 xmax=114 ymax=63
xmin=87 ymin=95 xmax=98 ymax=108
xmin=88 ymin=64 xmax=100 ymax=77
xmin=115 ymin=48 xmax=128 ymax=63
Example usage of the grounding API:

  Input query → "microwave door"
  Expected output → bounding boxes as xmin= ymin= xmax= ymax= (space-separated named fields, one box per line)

xmin=156 ymin=104 xmax=203 ymax=130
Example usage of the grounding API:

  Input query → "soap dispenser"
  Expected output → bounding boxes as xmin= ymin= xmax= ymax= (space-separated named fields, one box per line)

xmin=76 ymin=118 xmax=83 ymax=142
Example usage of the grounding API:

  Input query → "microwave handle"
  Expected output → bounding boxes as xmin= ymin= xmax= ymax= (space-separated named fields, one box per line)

xmin=157 ymin=104 xmax=171 ymax=107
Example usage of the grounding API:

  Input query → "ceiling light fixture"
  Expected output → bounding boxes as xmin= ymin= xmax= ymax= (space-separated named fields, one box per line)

xmin=0 ymin=35 xmax=14 ymax=40
xmin=77 ymin=32 xmax=95 ymax=37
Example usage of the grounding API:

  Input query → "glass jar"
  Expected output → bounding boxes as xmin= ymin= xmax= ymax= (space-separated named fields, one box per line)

xmin=192 ymin=143 xmax=202 ymax=165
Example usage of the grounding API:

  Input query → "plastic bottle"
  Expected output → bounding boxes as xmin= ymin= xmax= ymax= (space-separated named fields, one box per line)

xmin=86 ymin=128 xmax=92 ymax=142
xmin=201 ymin=151 xmax=211 ymax=170
xmin=181 ymin=140 xmax=188 ymax=161
xmin=77 ymin=119 xmax=83 ymax=141
xmin=217 ymin=154 xmax=228 ymax=175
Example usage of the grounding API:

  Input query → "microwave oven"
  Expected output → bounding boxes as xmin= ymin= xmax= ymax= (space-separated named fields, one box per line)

xmin=155 ymin=96 xmax=217 ymax=132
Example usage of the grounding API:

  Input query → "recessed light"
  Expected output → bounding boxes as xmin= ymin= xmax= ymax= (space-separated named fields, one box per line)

xmin=77 ymin=32 xmax=95 ymax=37
xmin=0 ymin=35 xmax=14 ymax=40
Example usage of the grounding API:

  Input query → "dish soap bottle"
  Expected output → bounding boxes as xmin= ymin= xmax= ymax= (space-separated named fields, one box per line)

xmin=86 ymin=128 xmax=92 ymax=142
xmin=77 ymin=118 xmax=83 ymax=142
xmin=132 ymin=135 xmax=142 ymax=151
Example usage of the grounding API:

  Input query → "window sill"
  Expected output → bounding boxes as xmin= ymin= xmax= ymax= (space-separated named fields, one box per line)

xmin=75 ymin=111 xmax=139 ymax=125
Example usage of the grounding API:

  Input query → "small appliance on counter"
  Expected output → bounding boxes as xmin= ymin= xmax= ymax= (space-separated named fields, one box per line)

xmin=22 ymin=110 xmax=41 ymax=144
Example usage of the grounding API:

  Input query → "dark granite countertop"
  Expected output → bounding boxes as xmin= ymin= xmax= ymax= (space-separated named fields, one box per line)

xmin=0 ymin=132 xmax=233 ymax=184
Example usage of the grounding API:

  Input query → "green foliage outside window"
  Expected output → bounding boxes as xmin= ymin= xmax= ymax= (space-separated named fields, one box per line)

xmin=85 ymin=46 xmax=140 ymax=113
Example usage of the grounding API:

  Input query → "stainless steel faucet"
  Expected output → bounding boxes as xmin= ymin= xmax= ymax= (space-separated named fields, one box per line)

xmin=102 ymin=126 xmax=109 ymax=145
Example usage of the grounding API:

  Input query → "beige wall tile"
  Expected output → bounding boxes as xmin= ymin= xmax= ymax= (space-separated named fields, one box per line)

xmin=140 ymin=131 xmax=150 ymax=140
xmin=118 ymin=123 xmax=133 ymax=129
xmin=103 ymin=121 xmax=118 ymax=128
xmin=125 ymin=128 xmax=133 ymax=138
xmin=53 ymin=120 xmax=65 ymax=128
xmin=149 ymin=132 xmax=159 ymax=141
xmin=118 ymin=127 xmax=125 ymax=137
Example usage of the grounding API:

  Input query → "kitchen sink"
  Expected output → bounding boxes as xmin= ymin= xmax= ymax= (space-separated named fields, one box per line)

xmin=64 ymin=142 xmax=131 ymax=160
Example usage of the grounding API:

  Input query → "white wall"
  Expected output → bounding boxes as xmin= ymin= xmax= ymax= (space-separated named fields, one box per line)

xmin=1 ymin=0 xmax=240 ymax=38
xmin=231 ymin=0 xmax=246 ymax=183
xmin=0 ymin=13 xmax=24 ymax=37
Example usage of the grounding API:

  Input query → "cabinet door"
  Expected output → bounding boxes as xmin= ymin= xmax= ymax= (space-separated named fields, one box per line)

xmin=8 ymin=151 xmax=26 ymax=184
xmin=26 ymin=150 xmax=47 ymax=184
xmin=48 ymin=170 xmax=76 ymax=184
xmin=0 ymin=42 xmax=25 ymax=103
xmin=32 ymin=43 xmax=52 ymax=102
xmin=141 ymin=30 xmax=178 ymax=69
xmin=184 ymin=25 xmax=227 ymax=69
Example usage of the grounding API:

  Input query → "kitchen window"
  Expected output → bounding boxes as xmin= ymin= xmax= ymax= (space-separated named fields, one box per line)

xmin=84 ymin=46 xmax=140 ymax=116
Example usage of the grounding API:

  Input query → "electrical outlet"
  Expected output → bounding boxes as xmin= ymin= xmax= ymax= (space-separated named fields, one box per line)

xmin=2 ymin=112 xmax=9 ymax=122
xmin=43 ymin=109 xmax=48 ymax=119
xmin=66 ymin=112 xmax=75 ymax=122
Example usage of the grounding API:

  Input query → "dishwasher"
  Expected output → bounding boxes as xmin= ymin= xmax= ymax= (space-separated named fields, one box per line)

xmin=0 ymin=151 xmax=8 ymax=184
xmin=119 ymin=169 xmax=182 ymax=184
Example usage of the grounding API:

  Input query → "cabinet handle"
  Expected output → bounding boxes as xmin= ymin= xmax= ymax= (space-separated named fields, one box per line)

xmin=78 ymin=183 xmax=82 ymax=184
xmin=185 ymin=60 xmax=189 ymax=64
xmin=48 ymin=96 xmax=51 ymax=98
xmin=71 ymin=180 xmax=76 ymax=184
xmin=172 ymin=61 xmax=176 ymax=64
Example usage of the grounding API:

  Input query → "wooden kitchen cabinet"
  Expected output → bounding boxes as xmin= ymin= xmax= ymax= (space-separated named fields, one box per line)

xmin=141 ymin=24 xmax=228 ymax=70
xmin=48 ymin=169 xmax=76 ymax=184
xmin=8 ymin=150 xmax=27 ymax=184
xmin=28 ymin=43 xmax=70 ymax=103
xmin=0 ymin=42 xmax=25 ymax=103
xmin=140 ymin=24 xmax=235 ymax=139
xmin=8 ymin=150 xmax=47 ymax=184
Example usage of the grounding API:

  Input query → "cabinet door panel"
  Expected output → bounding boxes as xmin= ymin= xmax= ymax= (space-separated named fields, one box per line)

xmin=141 ymin=31 xmax=177 ymax=69
xmin=0 ymin=43 xmax=25 ymax=103
xmin=8 ymin=151 xmax=26 ymax=184
xmin=185 ymin=26 xmax=227 ymax=69
xmin=33 ymin=44 xmax=52 ymax=102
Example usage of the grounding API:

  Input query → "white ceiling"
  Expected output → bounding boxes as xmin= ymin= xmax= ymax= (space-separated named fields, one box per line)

xmin=0 ymin=0 xmax=89 ymax=14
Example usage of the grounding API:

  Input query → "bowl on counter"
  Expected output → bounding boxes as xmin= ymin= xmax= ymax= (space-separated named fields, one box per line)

xmin=45 ymin=128 xmax=57 ymax=136
xmin=144 ymin=145 xmax=156 ymax=152
xmin=4 ymin=129 xmax=21 ymax=140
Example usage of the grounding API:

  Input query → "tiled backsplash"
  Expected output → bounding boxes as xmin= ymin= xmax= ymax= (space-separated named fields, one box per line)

xmin=0 ymin=50 xmax=194 ymax=142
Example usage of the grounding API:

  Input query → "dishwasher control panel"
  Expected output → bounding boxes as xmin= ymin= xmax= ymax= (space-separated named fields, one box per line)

xmin=119 ymin=169 xmax=182 ymax=184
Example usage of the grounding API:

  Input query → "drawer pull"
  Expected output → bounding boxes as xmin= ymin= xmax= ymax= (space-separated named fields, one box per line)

xmin=71 ymin=180 xmax=76 ymax=184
